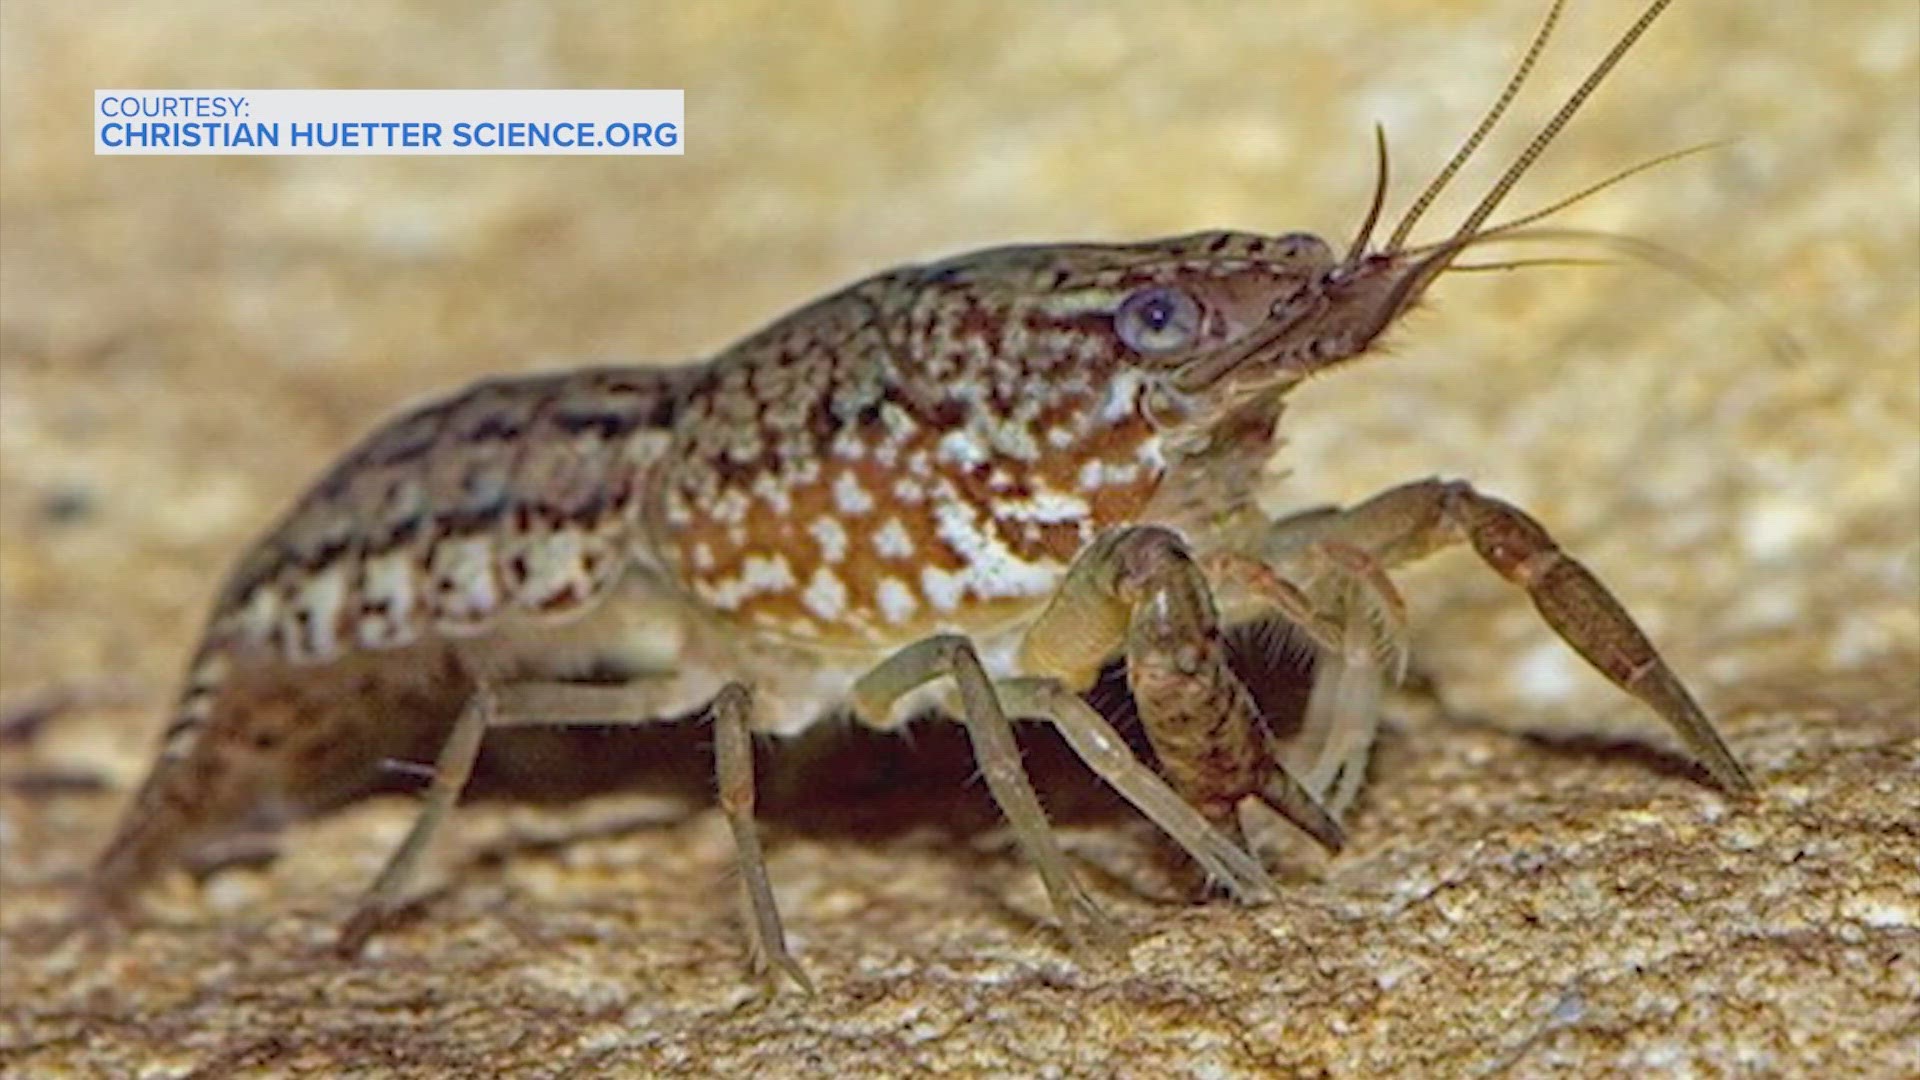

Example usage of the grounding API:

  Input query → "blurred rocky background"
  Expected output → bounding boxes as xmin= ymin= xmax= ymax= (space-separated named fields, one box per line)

xmin=2 ymin=1 xmax=1915 ymax=1075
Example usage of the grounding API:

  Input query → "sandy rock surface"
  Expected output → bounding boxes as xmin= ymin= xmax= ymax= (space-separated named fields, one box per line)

xmin=2 ymin=1 xmax=1915 ymax=1076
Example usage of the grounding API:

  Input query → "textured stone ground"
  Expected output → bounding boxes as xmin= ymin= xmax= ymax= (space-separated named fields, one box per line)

xmin=2 ymin=1 xmax=1915 ymax=1076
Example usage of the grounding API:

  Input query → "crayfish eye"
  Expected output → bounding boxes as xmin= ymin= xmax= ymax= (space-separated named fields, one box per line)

xmin=1115 ymin=285 xmax=1203 ymax=355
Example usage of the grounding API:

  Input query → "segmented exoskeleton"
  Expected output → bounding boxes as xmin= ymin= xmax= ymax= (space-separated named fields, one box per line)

xmin=94 ymin=0 xmax=1753 ymax=989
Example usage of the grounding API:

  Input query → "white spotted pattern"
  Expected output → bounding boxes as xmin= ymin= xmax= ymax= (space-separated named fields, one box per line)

xmin=929 ymin=501 xmax=1059 ymax=602
xmin=801 ymin=566 xmax=849 ymax=621
xmin=832 ymin=470 xmax=875 ymax=515
xmin=875 ymin=577 xmax=920 ymax=624
xmin=873 ymin=517 xmax=915 ymax=559
xmin=702 ymin=552 xmax=797 ymax=611
xmin=809 ymin=516 xmax=850 ymax=563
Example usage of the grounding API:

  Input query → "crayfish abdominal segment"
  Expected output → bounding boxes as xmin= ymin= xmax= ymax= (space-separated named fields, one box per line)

xmin=94 ymin=0 xmax=1751 ymax=988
